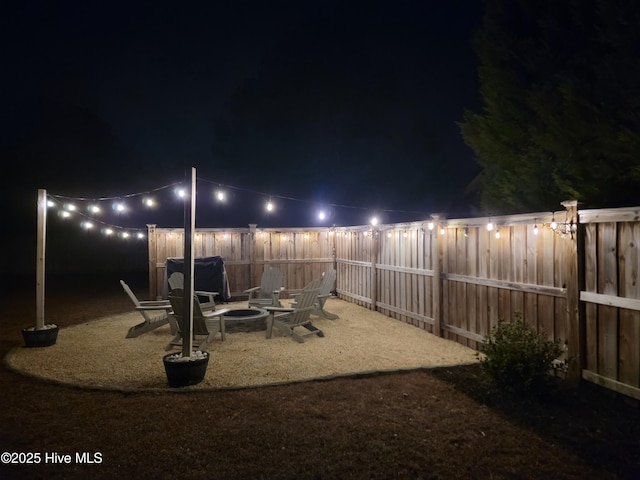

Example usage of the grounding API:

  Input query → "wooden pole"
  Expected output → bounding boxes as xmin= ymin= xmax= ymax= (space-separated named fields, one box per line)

xmin=36 ymin=189 xmax=47 ymax=330
xmin=562 ymin=200 xmax=583 ymax=384
xmin=181 ymin=167 xmax=196 ymax=357
xmin=249 ymin=224 xmax=257 ymax=292
xmin=147 ymin=224 xmax=157 ymax=300
xmin=370 ymin=227 xmax=379 ymax=311
xmin=431 ymin=215 xmax=442 ymax=337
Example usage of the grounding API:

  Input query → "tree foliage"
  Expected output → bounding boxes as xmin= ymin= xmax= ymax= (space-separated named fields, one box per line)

xmin=461 ymin=0 xmax=640 ymax=213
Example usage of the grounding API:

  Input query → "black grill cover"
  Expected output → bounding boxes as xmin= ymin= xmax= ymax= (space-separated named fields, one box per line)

xmin=166 ymin=256 xmax=231 ymax=301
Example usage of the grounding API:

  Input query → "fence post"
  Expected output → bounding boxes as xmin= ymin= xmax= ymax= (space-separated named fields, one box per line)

xmin=249 ymin=224 xmax=257 ymax=293
xmin=147 ymin=224 xmax=157 ymax=300
xmin=370 ymin=227 xmax=379 ymax=311
xmin=561 ymin=200 xmax=584 ymax=384
xmin=431 ymin=216 xmax=442 ymax=337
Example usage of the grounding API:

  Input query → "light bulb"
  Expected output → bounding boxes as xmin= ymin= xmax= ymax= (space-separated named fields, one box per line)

xmin=370 ymin=216 xmax=378 ymax=226
xmin=216 ymin=190 xmax=225 ymax=201
xmin=428 ymin=222 xmax=434 ymax=230
xmin=266 ymin=200 xmax=274 ymax=212
xmin=487 ymin=222 xmax=494 ymax=231
xmin=534 ymin=225 xmax=539 ymax=235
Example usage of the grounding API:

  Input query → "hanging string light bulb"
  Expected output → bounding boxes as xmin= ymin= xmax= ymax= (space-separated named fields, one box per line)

xmin=265 ymin=198 xmax=274 ymax=212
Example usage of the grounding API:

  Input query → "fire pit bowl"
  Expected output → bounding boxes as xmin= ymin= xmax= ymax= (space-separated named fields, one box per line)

xmin=223 ymin=308 xmax=269 ymax=333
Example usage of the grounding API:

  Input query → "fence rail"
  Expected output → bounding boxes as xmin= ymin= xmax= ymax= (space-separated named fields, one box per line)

xmin=147 ymin=204 xmax=640 ymax=400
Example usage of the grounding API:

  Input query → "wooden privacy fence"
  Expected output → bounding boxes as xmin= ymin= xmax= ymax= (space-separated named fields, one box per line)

xmin=147 ymin=204 xmax=640 ymax=400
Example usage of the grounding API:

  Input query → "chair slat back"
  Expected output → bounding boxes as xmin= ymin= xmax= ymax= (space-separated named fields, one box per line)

xmin=120 ymin=280 xmax=141 ymax=307
xmin=319 ymin=269 xmax=336 ymax=296
xmin=168 ymin=289 xmax=208 ymax=334
xmin=260 ymin=268 xmax=283 ymax=298
xmin=289 ymin=279 xmax=321 ymax=325
xmin=168 ymin=272 xmax=184 ymax=291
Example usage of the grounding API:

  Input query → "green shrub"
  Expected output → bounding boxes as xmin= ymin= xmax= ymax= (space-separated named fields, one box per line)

xmin=479 ymin=316 xmax=565 ymax=393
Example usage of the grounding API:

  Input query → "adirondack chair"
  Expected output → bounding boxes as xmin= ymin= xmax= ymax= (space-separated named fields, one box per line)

xmin=120 ymin=280 xmax=173 ymax=338
xmin=166 ymin=289 xmax=229 ymax=351
xmin=290 ymin=269 xmax=339 ymax=320
xmin=244 ymin=268 xmax=283 ymax=308
xmin=168 ymin=272 xmax=217 ymax=311
xmin=265 ymin=278 xmax=324 ymax=343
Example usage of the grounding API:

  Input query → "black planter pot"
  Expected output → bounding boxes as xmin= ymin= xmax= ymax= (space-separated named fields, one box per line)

xmin=22 ymin=325 xmax=59 ymax=347
xmin=162 ymin=352 xmax=209 ymax=388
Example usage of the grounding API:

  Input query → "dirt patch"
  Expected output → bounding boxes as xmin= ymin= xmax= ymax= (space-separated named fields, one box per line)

xmin=0 ymin=274 xmax=638 ymax=479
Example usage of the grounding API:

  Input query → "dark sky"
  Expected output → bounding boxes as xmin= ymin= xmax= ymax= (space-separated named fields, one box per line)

xmin=4 ymin=0 xmax=483 ymax=236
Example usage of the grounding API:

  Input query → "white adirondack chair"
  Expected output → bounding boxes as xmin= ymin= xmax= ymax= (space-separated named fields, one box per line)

xmin=265 ymin=278 xmax=324 ymax=343
xmin=166 ymin=289 xmax=229 ymax=351
xmin=244 ymin=268 xmax=283 ymax=308
xmin=168 ymin=272 xmax=218 ymax=311
xmin=290 ymin=269 xmax=338 ymax=320
xmin=120 ymin=280 xmax=172 ymax=338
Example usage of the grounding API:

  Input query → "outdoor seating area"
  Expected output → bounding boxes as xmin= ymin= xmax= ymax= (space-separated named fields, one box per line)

xmin=5 ymin=296 xmax=479 ymax=391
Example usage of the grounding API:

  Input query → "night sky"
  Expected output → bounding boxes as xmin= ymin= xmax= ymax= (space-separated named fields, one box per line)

xmin=3 ymin=1 xmax=484 ymax=272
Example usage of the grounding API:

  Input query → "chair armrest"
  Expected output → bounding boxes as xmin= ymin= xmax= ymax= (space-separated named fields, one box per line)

xmin=138 ymin=300 xmax=171 ymax=307
xmin=136 ymin=304 xmax=172 ymax=311
xmin=243 ymin=286 xmax=260 ymax=293
xmin=195 ymin=290 xmax=218 ymax=297
xmin=203 ymin=308 xmax=230 ymax=318
xmin=264 ymin=306 xmax=294 ymax=313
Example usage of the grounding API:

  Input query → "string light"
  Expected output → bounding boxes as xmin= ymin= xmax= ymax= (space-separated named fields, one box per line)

xmin=43 ymin=176 xmax=579 ymax=245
